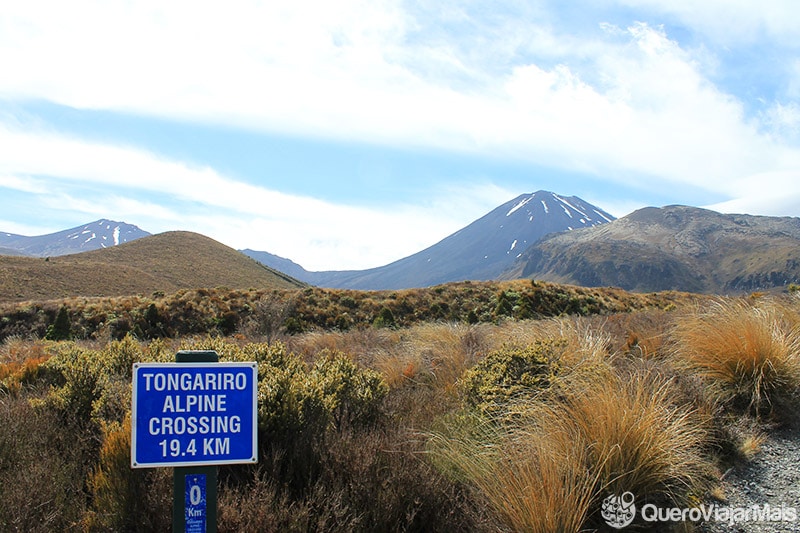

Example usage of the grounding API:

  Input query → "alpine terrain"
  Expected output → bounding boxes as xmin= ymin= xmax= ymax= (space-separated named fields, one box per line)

xmin=0 ymin=219 xmax=151 ymax=257
xmin=502 ymin=205 xmax=800 ymax=294
xmin=244 ymin=191 xmax=615 ymax=290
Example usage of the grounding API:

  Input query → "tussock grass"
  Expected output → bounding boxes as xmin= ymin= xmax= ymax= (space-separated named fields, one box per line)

xmin=670 ymin=298 xmax=800 ymax=418
xmin=398 ymin=322 xmax=489 ymax=390
xmin=555 ymin=371 xmax=712 ymax=510
xmin=430 ymin=419 xmax=597 ymax=533
xmin=298 ymin=322 xmax=492 ymax=391
xmin=1 ymin=335 xmax=40 ymax=364
xmin=737 ymin=431 xmax=767 ymax=461
xmin=289 ymin=327 xmax=402 ymax=366
xmin=430 ymin=352 xmax=713 ymax=531
xmin=487 ymin=316 xmax=611 ymax=358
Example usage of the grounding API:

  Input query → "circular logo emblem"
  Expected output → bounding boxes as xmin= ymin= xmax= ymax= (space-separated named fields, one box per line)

xmin=601 ymin=491 xmax=636 ymax=529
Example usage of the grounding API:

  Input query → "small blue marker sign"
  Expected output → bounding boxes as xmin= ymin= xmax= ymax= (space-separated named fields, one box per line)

xmin=131 ymin=362 xmax=258 ymax=468
xmin=185 ymin=474 xmax=207 ymax=533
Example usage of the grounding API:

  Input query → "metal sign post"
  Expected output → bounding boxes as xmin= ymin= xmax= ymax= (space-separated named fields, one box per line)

xmin=131 ymin=350 xmax=258 ymax=532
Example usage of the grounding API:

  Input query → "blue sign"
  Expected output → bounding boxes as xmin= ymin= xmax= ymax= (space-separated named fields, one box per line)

xmin=131 ymin=362 xmax=258 ymax=468
xmin=185 ymin=474 xmax=207 ymax=533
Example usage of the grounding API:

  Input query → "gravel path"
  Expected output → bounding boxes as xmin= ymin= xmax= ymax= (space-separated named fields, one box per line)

xmin=700 ymin=424 xmax=800 ymax=532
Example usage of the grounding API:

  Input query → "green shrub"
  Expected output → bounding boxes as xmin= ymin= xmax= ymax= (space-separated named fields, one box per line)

xmin=460 ymin=341 xmax=562 ymax=414
xmin=373 ymin=306 xmax=396 ymax=328
xmin=32 ymin=336 xmax=145 ymax=427
xmin=252 ymin=344 xmax=388 ymax=439
xmin=83 ymin=419 xmax=170 ymax=532
xmin=244 ymin=343 xmax=390 ymax=494
xmin=137 ymin=302 xmax=168 ymax=338
xmin=34 ymin=343 xmax=102 ymax=423
xmin=339 ymin=295 xmax=357 ymax=309
xmin=312 ymin=350 xmax=388 ymax=430
xmin=493 ymin=290 xmax=515 ymax=319
xmin=45 ymin=306 xmax=72 ymax=341
xmin=255 ymin=345 xmax=326 ymax=441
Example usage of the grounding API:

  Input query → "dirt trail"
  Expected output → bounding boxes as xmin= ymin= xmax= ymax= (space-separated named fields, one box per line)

xmin=701 ymin=424 xmax=800 ymax=532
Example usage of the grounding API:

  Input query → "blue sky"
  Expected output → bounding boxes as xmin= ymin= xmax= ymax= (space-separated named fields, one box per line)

xmin=1 ymin=1 xmax=799 ymax=270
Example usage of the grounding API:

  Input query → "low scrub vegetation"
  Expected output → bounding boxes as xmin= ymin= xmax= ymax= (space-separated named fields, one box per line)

xmin=1 ymin=287 xmax=799 ymax=531
xmin=0 ymin=280 xmax=695 ymax=342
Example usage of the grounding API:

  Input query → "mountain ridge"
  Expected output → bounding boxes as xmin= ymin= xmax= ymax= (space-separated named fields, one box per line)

xmin=0 ymin=219 xmax=151 ymax=257
xmin=501 ymin=205 xmax=800 ymax=293
xmin=5 ymin=196 xmax=800 ymax=297
xmin=244 ymin=191 xmax=615 ymax=290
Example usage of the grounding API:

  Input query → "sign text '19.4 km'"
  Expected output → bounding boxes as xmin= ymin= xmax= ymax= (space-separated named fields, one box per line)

xmin=131 ymin=362 xmax=258 ymax=468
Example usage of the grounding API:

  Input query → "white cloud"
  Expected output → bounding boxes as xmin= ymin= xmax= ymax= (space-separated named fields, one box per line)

xmin=0 ymin=124 xmax=497 ymax=270
xmin=0 ymin=174 xmax=51 ymax=194
xmin=763 ymin=102 xmax=800 ymax=143
xmin=0 ymin=218 xmax=53 ymax=237
xmin=704 ymin=169 xmax=800 ymax=216
xmin=618 ymin=0 xmax=800 ymax=45
xmin=1 ymin=0 xmax=800 ymax=251
xmin=3 ymin=2 xmax=797 ymax=187
xmin=788 ymin=60 xmax=800 ymax=99
xmin=0 ymin=0 xmax=796 ymax=175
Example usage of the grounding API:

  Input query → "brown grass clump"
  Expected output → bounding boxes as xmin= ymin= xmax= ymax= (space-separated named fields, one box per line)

xmin=0 ymin=354 xmax=50 ymax=395
xmin=431 ymin=359 xmax=713 ymax=531
xmin=304 ymin=322 xmax=491 ymax=392
xmin=670 ymin=297 xmax=800 ymax=419
xmin=1 ymin=335 xmax=48 ymax=364
xmin=557 ymin=372 xmax=712 ymax=512
xmin=429 ymin=415 xmax=598 ymax=532
xmin=217 ymin=470 xmax=318 ymax=532
xmin=737 ymin=431 xmax=767 ymax=461
xmin=397 ymin=322 xmax=490 ymax=390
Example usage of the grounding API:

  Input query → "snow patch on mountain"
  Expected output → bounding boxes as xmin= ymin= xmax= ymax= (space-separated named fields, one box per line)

xmin=0 ymin=219 xmax=151 ymax=257
xmin=507 ymin=196 xmax=534 ymax=216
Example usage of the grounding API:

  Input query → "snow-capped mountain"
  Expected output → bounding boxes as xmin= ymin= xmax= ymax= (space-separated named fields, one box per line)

xmin=245 ymin=191 xmax=615 ymax=290
xmin=0 ymin=219 xmax=151 ymax=257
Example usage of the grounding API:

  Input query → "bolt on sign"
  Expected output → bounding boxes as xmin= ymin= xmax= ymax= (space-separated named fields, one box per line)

xmin=131 ymin=361 xmax=258 ymax=468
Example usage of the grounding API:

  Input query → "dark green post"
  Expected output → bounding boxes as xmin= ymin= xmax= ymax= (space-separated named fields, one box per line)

xmin=173 ymin=350 xmax=218 ymax=533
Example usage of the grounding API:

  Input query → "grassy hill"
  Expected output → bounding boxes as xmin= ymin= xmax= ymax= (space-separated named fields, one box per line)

xmin=0 ymin=231 xmax=304 ymax=301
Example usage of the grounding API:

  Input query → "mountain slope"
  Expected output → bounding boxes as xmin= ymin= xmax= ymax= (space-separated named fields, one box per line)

xmin=0 ymin=231 xmax=304 ymax=302
xmin=502 ymin=205 xmax=800 ymax=293
xmin=245 ymin=191 xmax=615 ymax=290
xmin=0 ymin=219 xmax=151 ymax=257
xmin=240 ymin=249 xmax=310 ymax=281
